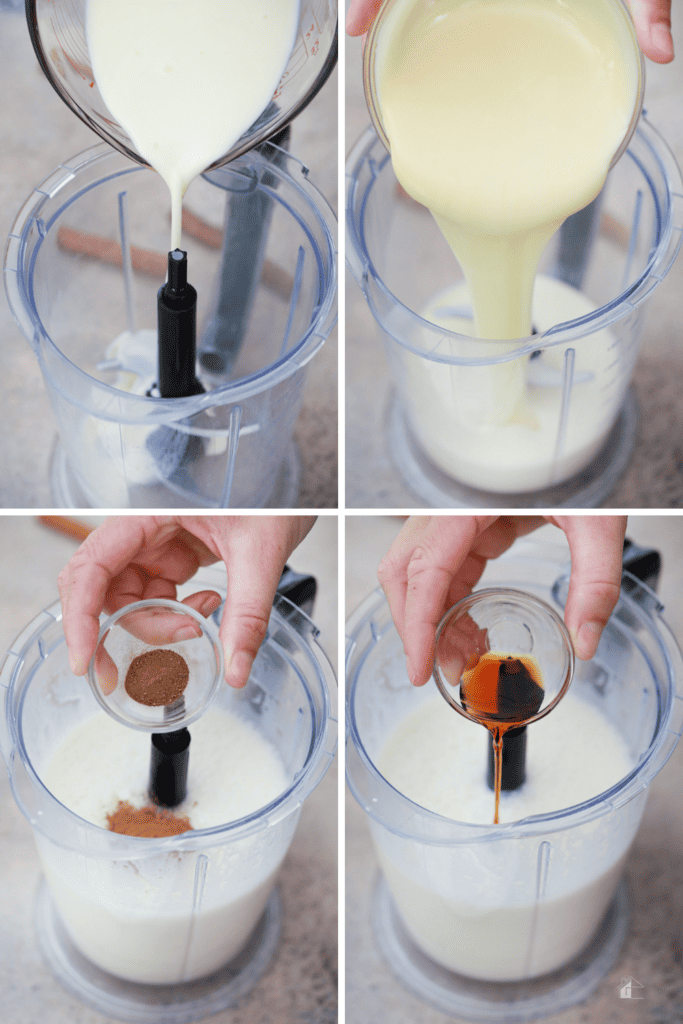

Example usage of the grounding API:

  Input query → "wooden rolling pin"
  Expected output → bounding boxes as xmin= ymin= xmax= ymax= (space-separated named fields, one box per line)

xmin=57 ymin=210 xmax=293 ymax=297
xmin=37 ymin=516 xmax=94 ymax=544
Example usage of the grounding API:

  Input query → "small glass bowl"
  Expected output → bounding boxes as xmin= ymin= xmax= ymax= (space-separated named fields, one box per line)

xmin=363 ymin=0 xmax=644 ymax=171
xmin=88 ymin=598 xmax=224 ymax=732
xmin=433 ymin=588 xmax=574 ymax=727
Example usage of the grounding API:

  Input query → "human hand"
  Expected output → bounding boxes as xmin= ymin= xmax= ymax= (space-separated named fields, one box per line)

xmin=346 ymin=0 xmax=382 ymax=36
xmin=629 ymin=0 xmax=674 ymax=62
xmin=377 ymin=515 xmax=627 ymax=687
xmin=58 ymin=516 xmax=315 ymax=689
xmin=347 ymin=0 xmax=674 ymax=64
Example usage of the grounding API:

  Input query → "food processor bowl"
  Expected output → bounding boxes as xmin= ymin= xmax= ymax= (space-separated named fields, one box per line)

xmin=4 ymin=143 xmax=337 ymax=509
xmin=26 ymin=0 xmax=338 ymax=168
xmin=0 ymin=568 xmax=337 ymax=1023
xmin=346 ymin=118 xmax=683 ymax=507
xmin=346 ymin=540 xmax=683 ymax=1020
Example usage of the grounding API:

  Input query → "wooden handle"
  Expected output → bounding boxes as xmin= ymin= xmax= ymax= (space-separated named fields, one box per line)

xmin=57 ymin=218 xmax=292 ymax=298
xmin=57 ymin=226 xmax=167 ymax=278
xmin=37 ymin=516 xmax=94 ymax=544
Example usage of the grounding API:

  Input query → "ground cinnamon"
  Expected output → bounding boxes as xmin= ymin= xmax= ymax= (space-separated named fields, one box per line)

xmin=124 ymin=649 xmax=189 ymax=707
xmin=106 ymin=800 xmax=192 ymax=837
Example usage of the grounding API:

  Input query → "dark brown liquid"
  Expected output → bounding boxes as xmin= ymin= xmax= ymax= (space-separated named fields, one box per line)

xmin=460 ymin=653 xmax=544 ymax=823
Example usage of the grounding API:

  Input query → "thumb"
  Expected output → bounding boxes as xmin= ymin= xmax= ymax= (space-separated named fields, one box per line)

xmin=554 ymin=516 xmax=627 ymax=660
xmin=220 ymin=562 xmax=282 ymax=689
xmin=629 ymin=0 xmax=674 ymax=62
xmin=214 ymin=526 xmax=297 ymax=689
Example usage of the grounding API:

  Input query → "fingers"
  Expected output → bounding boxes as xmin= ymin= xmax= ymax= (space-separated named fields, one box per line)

xmin=59 ymin=517 xmax=179 ymax=675
xmin=553 ymin=516 xmax=627 ymax=660
xmin=59 ymin=514 xmax=313 ymax=689
xmin=93 ymin=637 xmax=118 ymax=696
xmin=378 ymin=515 xmax=625 ymax=692
xmin=628 ymin=0 xmax=674 ymax=62
xmin=210 ymin=517 xmax=314 ymax=688
xmin=378 ymin=516 xmax=498 ymax=688
xmin=346 ymin=0 xmax=384 ymax=36
xmin=345 ymin=0 xmax=675 ymax=57
xmin=112 ymin=591 xmax=222 ymax=647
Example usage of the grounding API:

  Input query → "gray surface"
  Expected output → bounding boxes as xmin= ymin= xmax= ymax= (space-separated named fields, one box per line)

xmin=345 ymin=15 xmax=683 ymax=509
xmin=345 ymin=516 xmax=683 ymax=1022
xmin=0 ymin=11 xmax=337 ymax=510
xmin=0 ymin=515 xmax=337 ymax=1024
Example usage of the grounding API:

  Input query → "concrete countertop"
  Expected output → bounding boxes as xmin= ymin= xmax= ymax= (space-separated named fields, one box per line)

xmin=0 ymin=9 xmax=337 ymax=510
xmin=346 ymin=515 xmax=683 ymax=1023
xmin=0 ymin=514 xmax=338 ymax=1024
xmin=345 ymin=9 xmax=683 ymax=509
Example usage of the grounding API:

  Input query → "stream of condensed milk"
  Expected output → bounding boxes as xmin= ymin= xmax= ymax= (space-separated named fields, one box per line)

xmin=376 ymin=0 xmax=640 ymax=429
xmin=86 ymin=0 xmax=300 ymax=250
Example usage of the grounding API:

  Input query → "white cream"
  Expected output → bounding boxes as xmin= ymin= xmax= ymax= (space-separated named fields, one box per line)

xmin=87 ymin=0 xmax=300 ymax=249
xmin=375 ymin=690 xmax=637 ymax=980
xmin=376 ymin=0 xmax=640 ymax=471
xmin=404 ymin=276 xmax=621 ymax=492
xmin=39 ymin=707 xmax=293 ymax=984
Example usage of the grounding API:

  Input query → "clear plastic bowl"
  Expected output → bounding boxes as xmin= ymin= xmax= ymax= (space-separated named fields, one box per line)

xmin=5 ymin=142 xmax=337 ymax=508
xmin=346 ymin=118 xmax=683 ymax=507
xmin=0 ymin=573 xmax=337 ymax=1021
xmin=346 ymin=540 xmax=683 ymax=1019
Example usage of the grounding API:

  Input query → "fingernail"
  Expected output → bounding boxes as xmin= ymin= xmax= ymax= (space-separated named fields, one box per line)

xmin=200 ymin=594 xmax=221 ymax=614
xmin=69 ymin=651 xmax=86 ymax=676
xmin=651 ymin=22 xmax=673 ymax=57
xmin=175 ymin=625 xmax=201 ymax=642
xmin=407 ymin=658 xmax=420 ymax=687
xmin=575 ymin=621 xmax=602 ymax=660
xmin=99 ymin=675 xmax=117 ymax=697
xmin=225 ymin=650 xmax=254 ymax=689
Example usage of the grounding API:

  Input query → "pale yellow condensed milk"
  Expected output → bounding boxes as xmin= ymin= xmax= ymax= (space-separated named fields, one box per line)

xmin=373 ymin=0 xmax=642 ymax=477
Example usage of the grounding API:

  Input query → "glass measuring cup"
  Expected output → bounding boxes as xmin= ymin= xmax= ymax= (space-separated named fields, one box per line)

xmin=346 ymin=539 xmax=683 ymax=1019
xmin=0 ymin=569 xmax=337 ymax=1021
xmin=5 ymin=142 xmax=336 ymax=509
xmin=26 ymin=0 xmax=338 ymax=169
xmin=346 ymin=118 xmax=683 ymax=507
xmin=88 ymin=599 xmax=224 ymax=733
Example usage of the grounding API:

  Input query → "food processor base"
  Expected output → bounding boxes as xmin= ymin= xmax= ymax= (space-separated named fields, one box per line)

xmin=371 ymin=873 xmax=630 ymax=1022
xmin=386 ymin=386 xmax=638 ymax=509
xmin=49 ymin=437 xmax=301 ymax=509
xmin=35 ymin=879 xmax=283 ymax=1024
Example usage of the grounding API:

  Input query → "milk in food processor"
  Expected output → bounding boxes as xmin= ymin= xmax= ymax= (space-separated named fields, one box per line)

xmin=346 ymin=0 xmax=683 ymax=507
xmin=0 ymin=564 xmax=337 ymax=1022
xmin=4 ymin=0 xmax=338 ymax=508
xmin=346 ymin=538 xmax=683 ymax=1020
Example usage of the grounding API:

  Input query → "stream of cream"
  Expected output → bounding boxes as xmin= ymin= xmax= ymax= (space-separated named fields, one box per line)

xmin=377 ymin=0 xmax=640 ymax=430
